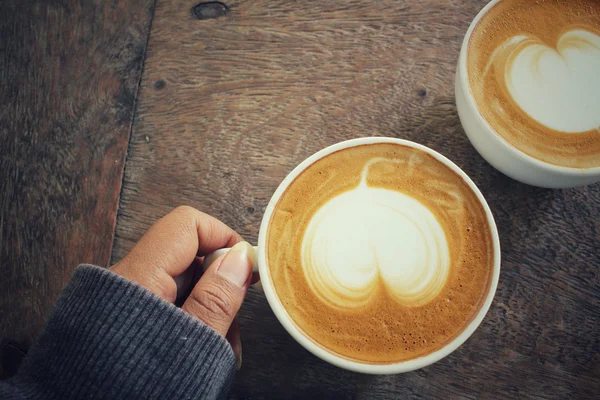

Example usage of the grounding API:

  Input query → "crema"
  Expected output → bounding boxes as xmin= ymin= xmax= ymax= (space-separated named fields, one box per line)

xmin=266 ymin=143 xmax=495 ymax=363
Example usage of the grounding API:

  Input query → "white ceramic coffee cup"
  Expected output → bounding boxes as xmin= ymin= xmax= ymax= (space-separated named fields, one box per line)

xmin=455 ymin=0 xmax=600 ymax=189
xmin=205 ymin=137 xmax=501 ymax=374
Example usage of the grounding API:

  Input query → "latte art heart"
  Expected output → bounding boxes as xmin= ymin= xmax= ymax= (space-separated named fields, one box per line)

xmin=301 ymin=158 xmax=450 ymax=310
xmin=502 ymin=30 xmax=600 ymax=133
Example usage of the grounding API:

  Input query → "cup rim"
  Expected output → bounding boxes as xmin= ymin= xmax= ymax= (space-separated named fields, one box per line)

xmin=457 ymin=0 xmax=600 ymax=175
xmin=257 ymin=137 xmax=501 ymax=374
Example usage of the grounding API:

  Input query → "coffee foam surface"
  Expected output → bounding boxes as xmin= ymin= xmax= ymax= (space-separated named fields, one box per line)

xmin=266 ymin=144 xmax=494 ymax=364
xmin=302 ymin=158 xmax=450 ymax=310
xmin=468 ymin=0 xmax=600 ymax=168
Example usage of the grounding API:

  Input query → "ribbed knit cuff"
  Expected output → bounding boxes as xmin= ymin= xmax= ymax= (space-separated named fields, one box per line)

xmin=12 ymin=265 xmax=235 ymax=400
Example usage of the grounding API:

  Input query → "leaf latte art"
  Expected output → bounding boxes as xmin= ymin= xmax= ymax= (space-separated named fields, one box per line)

xmin=267 ymin=143 xmax=495 ymax=364
xmin=301 ymin=158 xmax=450 ymax=310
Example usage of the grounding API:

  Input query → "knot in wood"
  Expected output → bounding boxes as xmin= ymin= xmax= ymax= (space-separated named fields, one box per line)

xmin=192 ymin=2 xmax=229 ymax=20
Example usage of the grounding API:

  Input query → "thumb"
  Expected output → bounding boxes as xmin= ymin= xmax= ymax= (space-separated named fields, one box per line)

xmin=182 ymin=241 xmax=255 ymax=336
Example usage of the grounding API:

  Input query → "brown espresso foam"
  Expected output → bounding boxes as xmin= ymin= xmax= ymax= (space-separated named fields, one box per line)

xmin=266 ymin=143 xmax=495 ymax=364
xmin=467 ymin=0 xmax=600 ymax=168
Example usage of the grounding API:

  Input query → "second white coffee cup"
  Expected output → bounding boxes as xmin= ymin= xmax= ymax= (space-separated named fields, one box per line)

xmin=455 ymin=0 xmax=600 ymax=188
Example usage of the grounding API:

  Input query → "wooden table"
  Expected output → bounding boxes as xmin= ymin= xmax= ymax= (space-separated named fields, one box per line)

xmin=2 ymin=0 xmax=599 ymax=397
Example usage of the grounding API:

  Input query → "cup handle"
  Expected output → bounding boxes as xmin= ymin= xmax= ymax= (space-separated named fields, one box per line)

xmin=203 ymin=246 xmax=262 ymax=291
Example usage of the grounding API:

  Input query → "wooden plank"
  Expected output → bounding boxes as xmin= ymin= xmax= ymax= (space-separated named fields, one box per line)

xmin=113 ymin=0 xmax=600 ymax=398
xmin=0 ymin=0 xmax=155 ymax=356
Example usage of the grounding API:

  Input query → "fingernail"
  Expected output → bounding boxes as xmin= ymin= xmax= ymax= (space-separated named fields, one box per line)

xmin=235 ymin=343 xmax=243 ymax=371
xmin=217 ymin=241 xmax=255 ymax=287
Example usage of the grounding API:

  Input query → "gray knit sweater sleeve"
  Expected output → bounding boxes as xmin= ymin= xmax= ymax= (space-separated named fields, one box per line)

xmin=0 ymin=265 xmax=236 ymax=400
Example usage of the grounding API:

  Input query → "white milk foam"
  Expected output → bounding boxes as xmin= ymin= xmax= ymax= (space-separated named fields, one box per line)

xmin=504 ymin=30 xmax=600 ymax=133
xmin=301 ymin=158 xmax=450 ymax=310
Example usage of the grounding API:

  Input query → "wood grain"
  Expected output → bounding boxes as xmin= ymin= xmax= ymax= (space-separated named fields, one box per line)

xmin=0 ymin=0 xmax=155 ymax=358
xmin=112 ymin=0 xmax=600 ymax=398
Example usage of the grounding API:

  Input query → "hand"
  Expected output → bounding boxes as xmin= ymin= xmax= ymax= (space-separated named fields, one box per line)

xmin=110 ymin=206 xmax=256 ymax=369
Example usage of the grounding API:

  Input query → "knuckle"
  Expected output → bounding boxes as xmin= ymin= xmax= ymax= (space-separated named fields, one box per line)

xmin=168 ymin=206 xmax=201 ymax=238
xmin=189 ymin=283 xmax=236 ymax=322
xmin=173 ymin=205 xmax=198 ymax=217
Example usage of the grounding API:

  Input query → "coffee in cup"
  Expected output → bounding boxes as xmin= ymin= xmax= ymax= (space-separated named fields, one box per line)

xmin=468 ymin=0 xmax=600 ymax=168
xmin=266 ymin=142 xmax=496 ymax=364
xmin=456 ymin=0 xmax=600 ymax=188
xmin=206 ymin=138 xmax=500 ymax=373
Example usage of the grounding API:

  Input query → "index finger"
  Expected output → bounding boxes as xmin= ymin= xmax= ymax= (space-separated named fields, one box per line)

xmin=191 ymin=209 xmax=244 ymax=257
xmin=114 ymin=206 xmax=243 ymax=282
